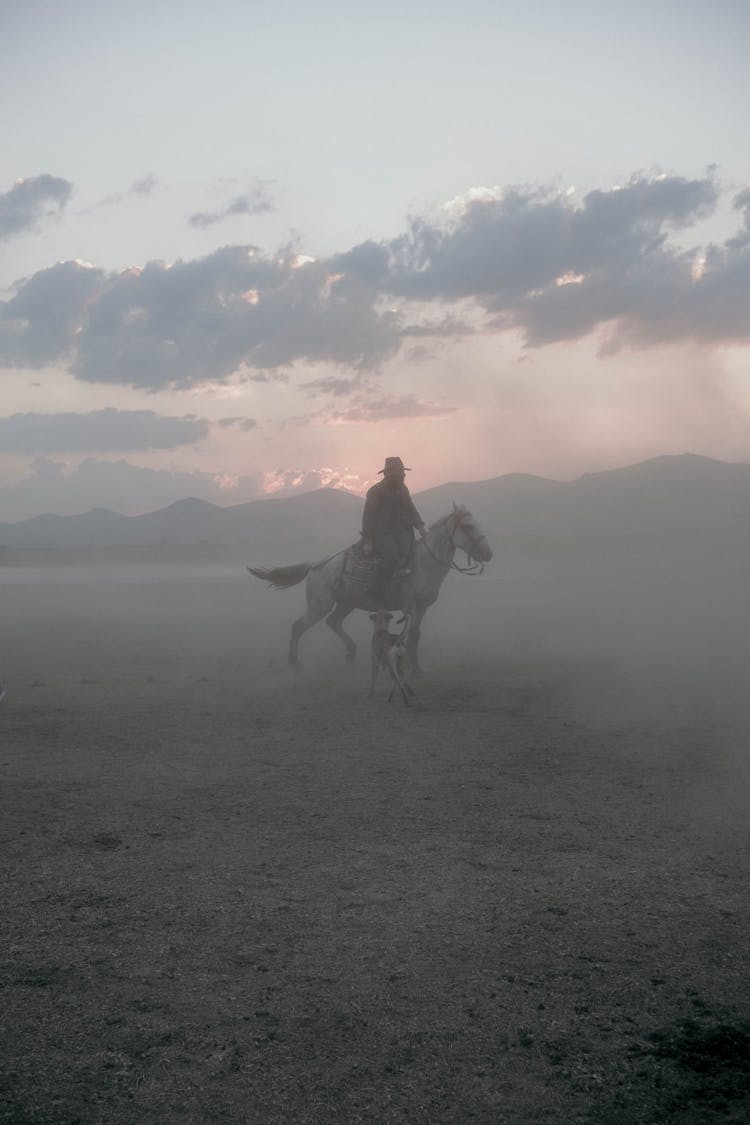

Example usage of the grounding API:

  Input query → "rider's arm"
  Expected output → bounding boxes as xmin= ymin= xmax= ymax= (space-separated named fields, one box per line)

xmin=407 ymin=494 xmax=427 ymax=537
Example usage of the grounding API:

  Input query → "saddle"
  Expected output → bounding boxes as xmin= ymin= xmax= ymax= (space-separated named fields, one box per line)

xmin=341 ymin=541 xmax=386 ymax=596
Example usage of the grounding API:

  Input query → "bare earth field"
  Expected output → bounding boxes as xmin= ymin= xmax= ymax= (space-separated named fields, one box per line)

xmin=1 ymin=561 xmax=749 ymax=1123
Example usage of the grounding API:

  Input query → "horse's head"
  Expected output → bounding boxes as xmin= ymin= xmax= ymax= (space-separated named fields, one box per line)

xmin=449 ymin=503 xmax=493 ymax=564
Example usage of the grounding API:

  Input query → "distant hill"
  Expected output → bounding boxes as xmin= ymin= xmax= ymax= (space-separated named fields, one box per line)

xmin=1 ymin=454 xmax=749 ymax=553
xmin=0 ymin=488 xmax=362 ymax=550
xmin=418 ymin=454 xmax=750 ymax=550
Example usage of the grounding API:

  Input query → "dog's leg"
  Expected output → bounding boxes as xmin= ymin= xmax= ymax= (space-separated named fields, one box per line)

xmin=386 ymin=652 xmax=398 ymax=703
xmin=389 ymin=676 xmax=410 ymax=706
xmin=369 ymin=650 xmax=379 ymax=696
xmin=396 ymin=651 xmax=415 ymax=699
xmin=386 ymin=650 xmax=411 ymax=706
xmin=394 ymin=648 xmax=413 ymax=705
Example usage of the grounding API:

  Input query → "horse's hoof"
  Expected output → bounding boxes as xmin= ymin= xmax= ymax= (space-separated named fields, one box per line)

xmin=346 ymin=646 xmax=357 ymax=663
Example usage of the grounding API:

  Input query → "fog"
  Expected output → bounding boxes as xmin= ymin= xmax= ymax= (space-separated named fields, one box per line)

xmin=5 ymin=537 xmax=750 ymax=733
xmin=4 ymin=533 xmax=750 ymax=1122
xmin=4 ymin=528 xmax=750 ymax=847
xmin=4 ymin=539 xmax=750 ymax=868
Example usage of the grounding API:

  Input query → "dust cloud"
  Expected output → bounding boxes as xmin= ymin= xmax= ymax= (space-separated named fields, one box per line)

xmin=4 ymin=532 xmax=749 ymax=766
xmin=3 ymin=528 xmax=750 ymax=1123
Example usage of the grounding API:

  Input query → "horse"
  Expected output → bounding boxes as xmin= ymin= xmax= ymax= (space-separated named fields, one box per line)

xmin=247 ymin=503 xmax=493 ymax=672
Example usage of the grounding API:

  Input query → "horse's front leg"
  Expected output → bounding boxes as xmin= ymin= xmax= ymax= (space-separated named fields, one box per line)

xmin=325 ymin=602 xmax=357 ymax=662
xmin=408 ymin=606 xmax=426 ymax=677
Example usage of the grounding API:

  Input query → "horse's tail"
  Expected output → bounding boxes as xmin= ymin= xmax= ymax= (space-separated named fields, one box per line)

xmin=246 ymin=562 xmax=312 ymax=590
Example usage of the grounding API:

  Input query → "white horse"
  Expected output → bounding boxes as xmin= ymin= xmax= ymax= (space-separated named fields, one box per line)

xmin=247 ymin=503 xmax=493 ymax=671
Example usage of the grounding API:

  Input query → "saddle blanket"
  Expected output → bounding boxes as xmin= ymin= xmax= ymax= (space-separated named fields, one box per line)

xmin=342 ymin=547 xmax=385 ymax=595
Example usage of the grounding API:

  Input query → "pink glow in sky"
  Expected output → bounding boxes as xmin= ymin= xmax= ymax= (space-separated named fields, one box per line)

xmin=0 ymin=1 xmax=748 ymax=517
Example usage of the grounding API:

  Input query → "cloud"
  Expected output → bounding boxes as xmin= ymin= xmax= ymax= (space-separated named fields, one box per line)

xmin=301 ymin=375 xmax=368 ymax=397
xmin=130 ymin=174 xmax=158 ymax=197
xmin=0 ymin=408 xmax=209 ymax=454
xmin=0 ymin=246 xmax=400 ymax=388
xmin=2 ymin=172 xmax=749 ymax=391
xmin=260 ymin=465 xmax=365 ymax=495
xmin=0 ymin=259 xmax=105 ymax=366
xmin=216 ymin=416 xmax=257 ymax=430
xmin=297 ymin=374 xmax=455 ymax=419
xmin=312 ymin=392 xmax=457 ymax=424
xmin=0 ymin=174 xmax=73 ymax=241
xmin=188 ymin=180 xmax=276 ymax=228
xmin=96 ymin=174 xmax=159 ymax=209
xmin=0 ymin=457 xmax=266 ymax=519
xmin=388 ymin=175 xmax=718 ymax=302
xmin=401 ymin=314 xmax=474 ymax=337
xmin=0 ymin=457 xmax=365 ymax=520
xmin=383 ymin=173 xmax=748 ymax=351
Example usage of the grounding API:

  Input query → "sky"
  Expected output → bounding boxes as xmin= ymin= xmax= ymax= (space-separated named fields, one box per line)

xmin=1 ymin=0 xmax=749 ymax=519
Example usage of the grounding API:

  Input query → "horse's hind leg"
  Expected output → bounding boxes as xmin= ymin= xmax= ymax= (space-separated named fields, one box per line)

xmin=289 ymin=605 xmax=328 ymax=670
xmin=287 ymin=562 xmax=343 ymax=670
xmin=325 ymin=602 xmax=357 ymax=662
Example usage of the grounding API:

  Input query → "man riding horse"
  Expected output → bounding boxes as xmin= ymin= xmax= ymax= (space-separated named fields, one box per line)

xmin=247 ymin=467 xmax=493 ymax=669
xmin=361 ymin=456 xmax=427 ymax=586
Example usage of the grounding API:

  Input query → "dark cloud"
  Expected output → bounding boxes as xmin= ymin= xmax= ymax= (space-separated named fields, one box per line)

xmin=2 ymin=172 xmax=749 ymax=389
xmin=0 ymin=260 xmax=104 ymax=366
xmin=382 ymin=173 xmax=749 ymax=351
xmin=188 ymin=181 xmax=276 ymax=228
xmin=330 ymin=240 xmax=390 ymax=284
xmin=387 ymin=175 xmax=718 ymax=300
xmin=0 ymin=408 xmax=208 ymax=454
xmin=0 ymin=174 xmax=73 ymax=240
xmin=0 ymin=246 xmax=400 ymax=389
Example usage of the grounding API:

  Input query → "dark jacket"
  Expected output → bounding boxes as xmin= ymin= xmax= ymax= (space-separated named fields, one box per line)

xmin=362 ymin=479 xmax=424 ymax=540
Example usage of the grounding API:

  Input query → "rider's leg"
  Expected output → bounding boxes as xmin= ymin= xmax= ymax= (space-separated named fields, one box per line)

xmin=394 ymin=529 xmax=416 ymax=575
xmin=373 ymin=532 xmax=399 ymax=573
xmin=372 ymin=532 xmax=399 ymax=595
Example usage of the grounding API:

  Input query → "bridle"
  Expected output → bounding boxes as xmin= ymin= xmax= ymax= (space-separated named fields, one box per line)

xmin=423 ymin=510 xmax=488 ymax=575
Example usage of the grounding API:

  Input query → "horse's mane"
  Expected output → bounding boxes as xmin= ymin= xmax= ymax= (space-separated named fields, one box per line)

xmin=426 ymin=505 xmax=470 ymax=532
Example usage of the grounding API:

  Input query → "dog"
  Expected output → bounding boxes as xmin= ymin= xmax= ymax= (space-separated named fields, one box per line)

xmin=368 ymin=610 xmax=415 ymax=705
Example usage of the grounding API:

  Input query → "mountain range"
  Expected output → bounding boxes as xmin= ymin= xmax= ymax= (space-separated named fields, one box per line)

xmin=1 ymin=454 xmax=749 ymax=553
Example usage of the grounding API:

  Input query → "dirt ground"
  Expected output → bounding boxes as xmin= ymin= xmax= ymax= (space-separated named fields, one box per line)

xmin=1 ymin=561 xmax=749 ymax=1123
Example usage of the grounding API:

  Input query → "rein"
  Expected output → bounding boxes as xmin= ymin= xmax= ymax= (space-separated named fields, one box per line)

xmin=422 ymin=512 xmax=486 ymax=575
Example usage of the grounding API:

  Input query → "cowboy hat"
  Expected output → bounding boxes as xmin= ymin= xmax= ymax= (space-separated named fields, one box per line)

xmin=379 ymin=456 xmax=411 ymax=475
